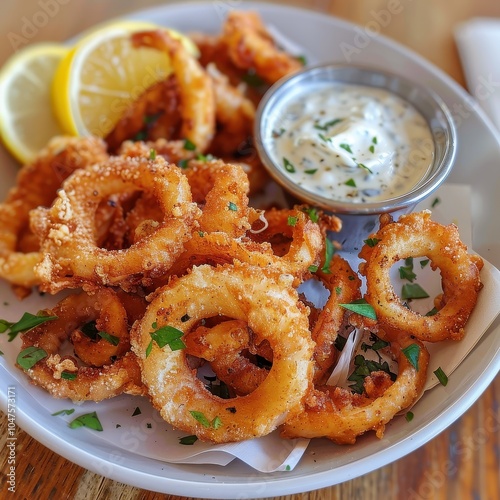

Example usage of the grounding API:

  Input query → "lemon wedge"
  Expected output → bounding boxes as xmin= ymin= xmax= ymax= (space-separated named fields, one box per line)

xmin=0 ymin=43 xmax=69 ymax=164
xmin=52 ymin=20 xmax=196 ymax=138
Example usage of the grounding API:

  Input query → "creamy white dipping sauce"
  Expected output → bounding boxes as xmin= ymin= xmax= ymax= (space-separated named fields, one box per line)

xmin=271 ymin=83 xmax=435 ymax=203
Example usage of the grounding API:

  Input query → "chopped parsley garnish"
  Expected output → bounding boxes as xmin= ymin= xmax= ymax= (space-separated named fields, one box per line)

xmin=308 ymin=265 xmax=318 ymax=273
xmin=228 ymin=202 xmax=238 ymax=211
xmin=334 ymin=334 xmax=347 ymax=351
xmin=318 ymin=133 xmax=331 ymax=143
xmin=149 ymin=148 xmax=157 ymax=160
xmin=433 ymin=367 xmax=448 ymax=386
xmin=348 ymin=354 xmax=396 ymax=394
xmin=61 ymin=371 xmax=77 ymax=380
xmin=399 ymin=258 xmax=417 ymax=282
xmin=361 ymin=333 xmax=390 ymax=352
xmin=242 ymin=70 xmax=266 ymax=88
xmin=283 ymin=157 xmax=295 ymax=173
xmin=339 ymin=299 xmax=377 ymax=320
xmin=345 ymin=178 xmax=356 ymax=187
xmin=405 ymin=411 xmax=414 ymax=422
xmin=287 ymin=215 xmax=298 ymax=227
xmin=431 ymin=197 xmax=440 ymax=208
xmin=196 ymin=153 xmax=215 ymax=162
xmin=97 ymin=331 xmax=120 ymax=346
xmin=339 ymin=143 xmax=353 ymax=154
xmin=363 ymin=237 xmax=380 ymax=247
xmin=189 ymin=410 xmax=222 ymax=429
xmin=372 ymin=136 xmax=378 ymax=145
xmin=178 ymin=159 xmax=188 ymax=169
xmin=146 ymin=322 xmax=185 ymax=357
xmin=357 ymin=162 xmax=373 ymax=173
xmin=183 ymin=138 xmax=196 ymax=151
xmin=320 ymin=237 xmax=335 ymax=274
xmin=296 ymin=54 xmax=307 ymax=65
xmin=369 ymin=145 xmax=375 ymax=153
xmin=402 ymin=343 xmax=421 ymax=371
xmin=401 ymin=283 xmax=429 ymax=300
xmin=179 ymin=435 xmax=198 ymax=445
xmin=285 ymin=465 xmax=291 ymax=471
xmin=314 ymin=118 xmax=343 ymax=131
xmin=304 ymin=168 xmax=317 ymax=174
xmin=425 ymin=307 xmax=438 ymax=316
xmin=420 ymin=259 xmax=430 ymax=268
xmin=0 ymin=312 xmax=58 ymax=342
xmin=16 ymin=346 xmax=47 ymax=370
xmin=69 ymin=411 xmax=103 ymax=431
xmin=52 ymin=409 xmax=75 ymax=417
xmin=302 ymin=206 xmax=319 ymax=223
xmin=204 ymin=376 xmax=231 ymax=399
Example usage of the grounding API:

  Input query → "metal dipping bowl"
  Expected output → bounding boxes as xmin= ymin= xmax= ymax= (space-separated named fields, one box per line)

xmin=254 ymin=64 xmax=457 ymax=251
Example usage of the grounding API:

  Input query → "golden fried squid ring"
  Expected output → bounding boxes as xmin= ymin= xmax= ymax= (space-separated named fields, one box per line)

xmin=131 ymin=30 xmax=216 ymax=152
xmin=131 ymin=263 xmax=314 ymax=443
xmin=311 ymin=256 xmax=362 ymax=384
xmin=162 ymin=208 xmax=322 ymax=285
xmin=0 ymin=136 xmax=108 ymax=292
xmin=184 ymin=319 xmax=269 ymax=396
xmin=184 ymin=159 xmax=251 ymax=237
xmin=118 ymin=138 xmax=197 ymax=165
xmin=19 ymin=288 xmax=144 ymax=402
xmin=221 ymin=11 xmax=302 ymax=84
xmin=282 ymin=333 xmax=430 ymax=444
xmin=359 ymin=210 xmax=484 ymax=342
xmin=30 ymin=156 xmax=200 ymax=293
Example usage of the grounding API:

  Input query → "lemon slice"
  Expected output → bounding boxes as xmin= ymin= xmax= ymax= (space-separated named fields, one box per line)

xmin=0 ymin=43 xmax=69 ymax=164
xmin=52 ymin=20 xmax=196 ymax=138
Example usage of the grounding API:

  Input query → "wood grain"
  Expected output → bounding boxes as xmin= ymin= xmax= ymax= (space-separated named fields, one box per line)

xmin=1 ymin=1 xmax=499 ymax=499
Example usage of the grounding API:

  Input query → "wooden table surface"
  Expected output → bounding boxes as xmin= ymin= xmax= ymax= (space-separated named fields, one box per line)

xmin=1 ymin=1 xmax=499 ymax=499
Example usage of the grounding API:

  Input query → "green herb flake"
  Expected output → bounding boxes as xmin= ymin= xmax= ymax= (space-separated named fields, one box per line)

xmin=61 ymin=371 xmax=77 ymax=380
xmin=150 ymin=324 xmax=185 ymax=351
xmin=348 ymin=354 xmax=396 ymax=394
xmin=431 ymin=197 xmax=440 ymax=208
xmin=320 ymin=237 xmax=335 ymax=274
xmin=132 ymin=407 xmax=142 ymax=417
xmin=339 ymin=143 xmax=353 ymax=154
xmin=287 ymin=216 xmax=298 ymax=227
xmin=339 ymin=299 xmax=377 ymax=320
xmin=420 ymin=259 xmax=430 ymax=268
xmin=345 ymin=178 xmax=356 ymax=187
xmin=183 ymin=138 xmax=196 ymax=151
xmin=433 ymin=367 xmax=448 ymax=386
xmin=296 ymin=55 xmax=307 ymax=66
xmin=212 ymin=416 xmax=223 ymax=429
xmin=335 ymin=286 xmax=342 ymax=295
xmin=52 ymin=409 xmax=75 ymax=416
xmin=334 ymin=334 xmax=347 ymax=351
xmin=399 ymin=265 xmax=417 ymax=282
xmin=178 ymin=159 xmax=188 ymax=169
xmin=402 ymin=343 xmax=421 ymax=371
xmin=363 ymin=237 xmax=380 ymax=247
xmin=149 ymin=149 xmax=157 ymax=160
xmin=285 ymin=465 xmax=291 ymax=471
xmin=1 ymin=312 xmax=58 ymax=342
xmin=314 ymin=118 xmax=343 ymax=131
xmin=425 ymin=307 xmax=438 ymax=317
xmin=405 ymin=411 xmax=414 ymax=422
xmin=369 ymin=145 xmax=375 ymax=153
xmin=318 ymin=132 xmax=331 ymax=143
xmin=228 ymin=202 xmax=238 ymax=211
xmin=302 ymin=206 xmax=319 ymax=223
xmin=308 ymin=265 xmax=318 ymax=273
xmin=69 ymin=411 xmax=103 ymax=431
xmin=179 ymin=435 xmax=198 ymax=445
xmin=304 ymin=168 xmax=317 ymax=175
xmin=190 ymin=410 xmax=211 ymax=428
xmin=401 ymin=283 xmax=430 ymax=300
xmin=16 ymin=346 xmax=47 ymax=370
xmin=145 ymin=339 xmax=153 ymax=358
xmin=283 ymin=157 xmax=295 ymax=173
xmin=242 ymin=70 xmax=265 ymax=88
xmin=357 ymin=162 xmax=373 ymax=173
xmin=372 ymin=136 xmax=378 ymax=145
xmin=97 ymin=331 xmax=120 ymax=346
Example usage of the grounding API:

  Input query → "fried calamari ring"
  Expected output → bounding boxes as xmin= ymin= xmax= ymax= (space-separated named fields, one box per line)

xmin=311 ymin=255 xmax=362 ymax=384
xmin=30 ymin=156 xmax=200 ymax=293
xmin=282 ymin=333 xmax=430 ymax=444
xmin=131 ymin=30 xmax=216 ymax=152
xmin=162 ymin=208 xmax=322 ymax=286
xmin=131 ymin=263 xmax=314 ymax=443
xmin=359 ymin=210 xmax=484 ymax=342
xmin=0 ymin=136 xmax=108 ymax=292
xmin=184 ymin=159 xmax=251 ymax=237
xmin=221 ymin=11 xmax=302 ymax=84
xmin=19 ymin=288 xmax=144 ymax=401
xmin=184 ymin=319 xmax=269 ymax=396
xmin=118 ymin=138 xmax=197 ymax=165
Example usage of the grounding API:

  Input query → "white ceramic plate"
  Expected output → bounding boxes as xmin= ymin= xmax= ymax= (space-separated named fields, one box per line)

xmin=1 ymin=2 xmax=499 ymax=498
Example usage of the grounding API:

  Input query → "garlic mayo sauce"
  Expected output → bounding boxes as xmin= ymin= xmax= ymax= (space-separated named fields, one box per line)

xmin=271 ymin=83 xmax=435 ymax=203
